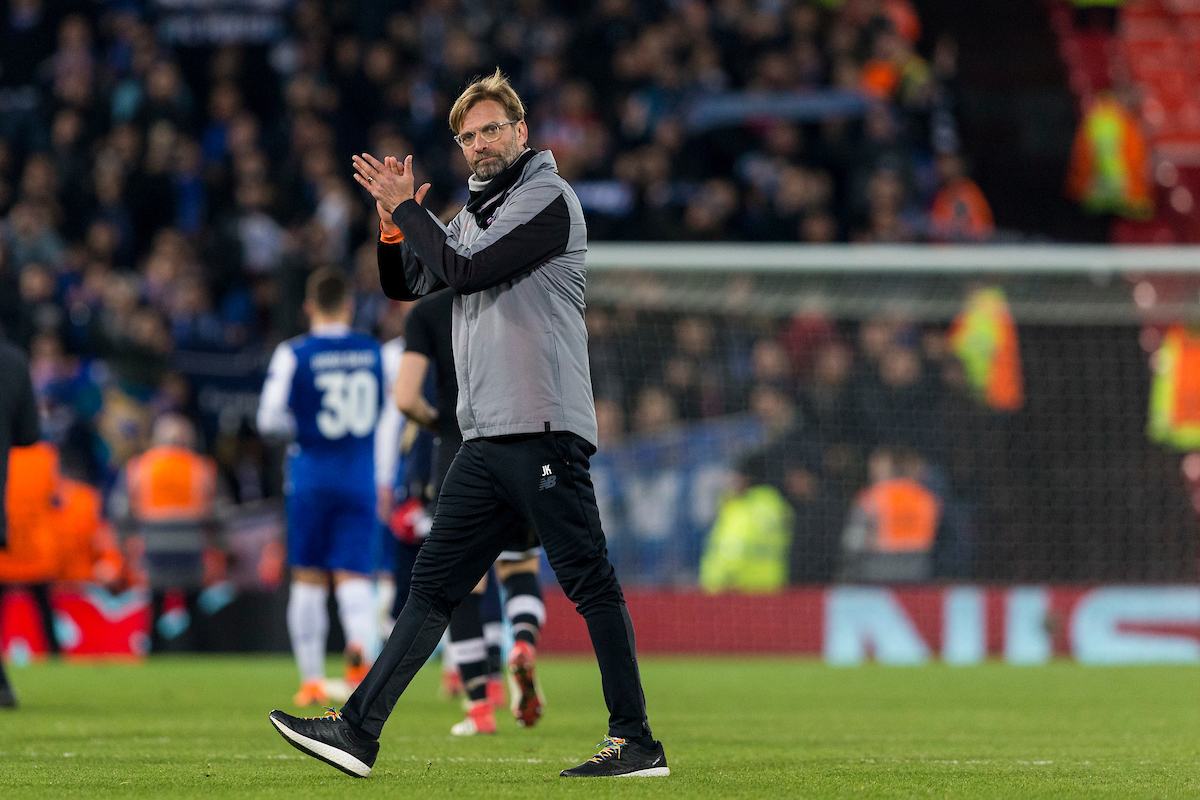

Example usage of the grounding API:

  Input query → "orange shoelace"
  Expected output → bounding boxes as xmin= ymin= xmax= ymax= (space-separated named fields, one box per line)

xmin=587 ymin=736 xmax=626 ymax=763
xmin=302 ymin=708 xmax=341 ymax=721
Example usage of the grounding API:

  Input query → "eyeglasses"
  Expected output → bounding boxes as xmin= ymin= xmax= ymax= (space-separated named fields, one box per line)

xmin=454 ymin=120 xmax=520 ymax=148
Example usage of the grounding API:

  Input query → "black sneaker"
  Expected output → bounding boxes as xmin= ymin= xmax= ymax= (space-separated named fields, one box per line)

xmin=268 ymin=708 xmax=379 ymax=778
xmin=0 ymin=685 xmax=16 ymax=709
xmin=560 ymin=736 xmax=670 ymax=777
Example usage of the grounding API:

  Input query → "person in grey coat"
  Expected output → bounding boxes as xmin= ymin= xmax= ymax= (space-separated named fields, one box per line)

xmin=268 ymin=70 xmax=668 ymax=779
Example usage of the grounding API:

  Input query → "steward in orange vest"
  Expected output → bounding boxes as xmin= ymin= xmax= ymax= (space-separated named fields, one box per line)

xmin=930 ymin=154 xmax=995 ymax=242
xmin=839 ymin=448 xmax=942 ymax=582
xmin=0 ymin=442 xmax=61 ymax=585
xmin=949 ymin=286 xmax=1024 ymax=412
xmin=112 ymin=415 xmax=221 ymax=590
xmin=1066 ymin=91 xmax=1153 ymax=220
xmin=56 ymin=477 xmax=125 ymax=588
xmin=1148 ymin=325 xmax=1200 ymax=450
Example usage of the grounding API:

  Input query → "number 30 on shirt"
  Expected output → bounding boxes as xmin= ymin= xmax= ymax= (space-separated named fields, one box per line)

xmin=314 ymin=369 xmax=379 ymax=439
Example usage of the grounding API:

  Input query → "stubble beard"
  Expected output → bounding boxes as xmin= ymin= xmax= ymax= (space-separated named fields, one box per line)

xmin=472 ymin=135 xmax=521 ymax=180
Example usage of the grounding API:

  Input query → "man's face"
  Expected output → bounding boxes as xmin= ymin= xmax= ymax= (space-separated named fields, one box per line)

xmin=459 ymin=99 xmax=527 ymax=180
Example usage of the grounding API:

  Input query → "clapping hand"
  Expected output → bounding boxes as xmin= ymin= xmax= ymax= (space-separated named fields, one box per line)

xmin=352 ymin=153 xmax=431 ymax=216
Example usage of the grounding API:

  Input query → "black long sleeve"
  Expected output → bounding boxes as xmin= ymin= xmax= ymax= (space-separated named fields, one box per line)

xmin=391 ymin=181 xmax=572 ymax=295
xmin=11 ymin=361 xmax=38 ymax=448
xmin=0 ymin=342 xmax=40 ymax=547
xmin=377 ymin=239 xmax=445 ymax=301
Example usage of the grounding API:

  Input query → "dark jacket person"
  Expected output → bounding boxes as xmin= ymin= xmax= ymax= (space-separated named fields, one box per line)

xmin=0 ymin=338 xmax=41 ymax=707
xmin=0 ymin=340 xmax=41 ymax=548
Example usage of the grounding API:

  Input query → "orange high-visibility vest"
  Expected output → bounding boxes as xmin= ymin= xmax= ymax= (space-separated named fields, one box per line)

xmin=0 ymin=442 xmax=61 ymax=583
xmin=949 ymin=287 xmax=1025 ymax=413
xmin=860 ymin=60 xmax=900 ymax=99
xmin=125 ymin=446 xmax=217 ymax=524
xmin=1170 ymin=333 xmax=1200 ymax=431
xmin=122 ymin=446 xmax=218 ymax=590
xmin=856 ymin=478 xmax=941 ymax=553
xmin=1148 ymin=325 xmax=1200 ymax=450
xmin=1066 ymin=93 xmax=1153 ymax=220
xmin=931 ymin=178 xmax=995 ymax=242
xmin=56 ymin=478 xmax=123 ymax=584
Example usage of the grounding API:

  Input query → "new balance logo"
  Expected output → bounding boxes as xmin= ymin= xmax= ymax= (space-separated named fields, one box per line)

xmin=539 ymin=464 xmax=556 ymax=491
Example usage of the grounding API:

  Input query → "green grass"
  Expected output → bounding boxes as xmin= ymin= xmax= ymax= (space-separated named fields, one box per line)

xmin=0 ymin=656 xmax=1198 ymax=798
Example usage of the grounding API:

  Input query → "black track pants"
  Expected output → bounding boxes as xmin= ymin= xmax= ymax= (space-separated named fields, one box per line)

xmin=341 ymin=432 xmax=651 ymax=741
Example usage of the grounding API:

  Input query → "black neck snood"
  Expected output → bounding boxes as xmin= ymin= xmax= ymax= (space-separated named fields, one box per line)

xmin=465 ymin=148 xmax=537 ymax=228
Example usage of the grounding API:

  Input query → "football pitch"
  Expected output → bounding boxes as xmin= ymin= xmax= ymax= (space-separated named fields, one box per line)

xmin=0 ymin=656 xmax=1197 ymax=799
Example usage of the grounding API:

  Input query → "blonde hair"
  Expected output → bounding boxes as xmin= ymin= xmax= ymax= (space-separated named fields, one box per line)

xmin=448 ymin=68 xmax=526 ymax=134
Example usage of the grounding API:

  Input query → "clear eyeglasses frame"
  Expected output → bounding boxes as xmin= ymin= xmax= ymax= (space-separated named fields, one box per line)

xmin=454 ymin=120 xmax=520 ymax=148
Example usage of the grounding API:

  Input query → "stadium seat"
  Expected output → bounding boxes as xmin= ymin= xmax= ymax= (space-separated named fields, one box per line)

xmin=1124 ymin=0 xmax=1170 ymax=21
xmin=1111 ymin=217 xmax=1177 ymax=243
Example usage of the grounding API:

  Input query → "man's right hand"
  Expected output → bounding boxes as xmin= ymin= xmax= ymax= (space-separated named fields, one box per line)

xmin=353 ymin=153 xmax=431 ymax=216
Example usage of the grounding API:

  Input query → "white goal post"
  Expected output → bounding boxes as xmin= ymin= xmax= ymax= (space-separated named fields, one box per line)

xmin=583 ymin=244 xmax=1200 ymax=324
xmin=586 ymin=243 xmax=1200 ymax=274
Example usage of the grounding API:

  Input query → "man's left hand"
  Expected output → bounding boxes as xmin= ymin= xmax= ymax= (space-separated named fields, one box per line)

xmin=353 ymin=153 xmax=431 ymax=216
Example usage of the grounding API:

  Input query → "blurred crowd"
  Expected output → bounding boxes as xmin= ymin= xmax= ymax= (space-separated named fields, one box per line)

xmin=587 ymin=307 xmax=1009 ymax=584
xmin=0 ymin=0 xmax=1001 ymax=587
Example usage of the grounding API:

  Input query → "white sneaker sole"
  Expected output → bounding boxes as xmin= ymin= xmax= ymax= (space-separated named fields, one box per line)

xmin=561 ymin=764 xmax=671 ymax=778
xmin=618 ymin=766 xmax=671 ymax=777
xmin=269 ymin=713 xmax=372 ymax=778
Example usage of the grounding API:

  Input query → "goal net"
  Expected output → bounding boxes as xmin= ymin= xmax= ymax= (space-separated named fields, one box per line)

xmin=580 ymin=243 xmax=1200 ymax=589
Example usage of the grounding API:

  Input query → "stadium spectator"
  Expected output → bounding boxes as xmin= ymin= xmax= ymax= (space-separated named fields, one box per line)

xmin=727 ymin=392 xmax=847 ymax=584
xmin=929 ymin=152 xmax=994 ymax=242
xmin=1066 ymin=89 xmax=1153 ymax=221
xmin=662 ymin=316 xmax=728 ymax=420
xmin=595 ymin=397 xmax=627 ymax=447
xmin=109 ymin=414 xmax=225 ymax=651
xmin=749 ymin=382 xmax=799 ymax=442
xmin=699 ymin=472 xmax=793 ymax=594
xmin=0 ymin=441 xmax=63 ymax=656
xmin=0 ymin=0 xmax=55 ymax=158
xmin=583 ymin=307 xmax=628 ymax=407
xmin=633 ymin=385 xmax=679 ymax=436
xmin=838 ymin=446 xmax=941 ymax=581
xmin=750 ymin=337 xmax=795 ymax=393
xmin=0 ymin=339 xmax=42 ymax=707
xmin=54 ymin=470 xmax=124 ymax=590
xmin=169 ymin=277 xmax=228 ymax=351
xmin=28 ymin=331 xmax=103 ymax=481
xmin=15 ymin=261 xmax=66 ymax=350
xmin=3 ymin=200 xmax=63 ymax=272
xmin=781 ymin=451 xmax=846 ymax=584
xmin=800 ymin=339 xmax=862 ymax=493
xmin=856 ymin=342 xmax=939 ymax=455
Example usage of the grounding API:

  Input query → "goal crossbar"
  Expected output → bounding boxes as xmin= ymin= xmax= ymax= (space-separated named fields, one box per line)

xmin=585 ymin=243 xmax=1200 ymax=274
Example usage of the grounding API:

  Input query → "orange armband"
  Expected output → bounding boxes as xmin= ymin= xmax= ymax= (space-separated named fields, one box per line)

xmin=379 ymin=220 xmax=404 ymax=243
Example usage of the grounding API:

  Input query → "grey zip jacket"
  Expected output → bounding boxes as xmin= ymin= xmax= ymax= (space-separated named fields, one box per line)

xmin=377 ymin=149 xmax=598 ymax=447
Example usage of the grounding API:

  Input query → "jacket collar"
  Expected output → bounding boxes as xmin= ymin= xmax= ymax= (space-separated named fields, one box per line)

xmin=311 ymin=322 xmax=351 ymax=337
xmin=465 ymin=148 xmax=540 ymax=228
